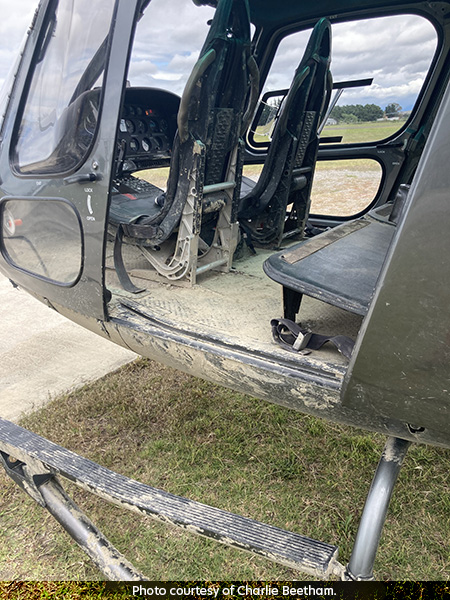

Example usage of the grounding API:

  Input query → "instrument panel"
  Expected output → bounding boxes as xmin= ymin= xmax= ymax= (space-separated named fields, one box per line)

xmin=117 ymin=87 xmax=180 ymax=173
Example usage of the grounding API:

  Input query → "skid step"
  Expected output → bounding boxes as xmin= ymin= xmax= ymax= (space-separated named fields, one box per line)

xmin=0 ymin=417 xmax=340 ymax=578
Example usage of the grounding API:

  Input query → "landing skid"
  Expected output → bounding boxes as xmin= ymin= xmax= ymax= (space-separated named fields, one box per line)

xmin=0 ymin=416 xmax=410 ymax=580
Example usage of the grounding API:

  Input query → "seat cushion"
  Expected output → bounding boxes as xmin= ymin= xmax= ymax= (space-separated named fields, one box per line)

xmin=263 ymin=216 xmax=396 ymax=315
xmin=109 ymin=180 xmax=163 ymax=226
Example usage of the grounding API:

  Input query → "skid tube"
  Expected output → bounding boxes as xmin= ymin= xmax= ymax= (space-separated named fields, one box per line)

xmin=0 ymin=416 xmax=410 ymax=580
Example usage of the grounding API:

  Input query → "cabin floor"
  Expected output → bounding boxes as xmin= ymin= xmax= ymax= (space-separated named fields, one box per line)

xmin=105 ymin=240 xmax=364 ymax=379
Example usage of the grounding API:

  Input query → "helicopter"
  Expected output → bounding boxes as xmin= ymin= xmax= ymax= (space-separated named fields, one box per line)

xmin=0 ymin=0 xmax=449 ymax=581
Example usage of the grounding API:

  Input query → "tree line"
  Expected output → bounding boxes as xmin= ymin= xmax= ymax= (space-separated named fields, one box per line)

xmin=329 ymin=102 xmax=403 ymax=123
xmin=258 ymin=97 xmax=405 ymax=128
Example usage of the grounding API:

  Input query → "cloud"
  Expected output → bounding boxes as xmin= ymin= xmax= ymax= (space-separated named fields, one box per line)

xmin=0 ymin=0 xmax=215 ymax=93
xmin=264 ymin=13 xmax=437 ymax=110
xmin=0 ymin=0 xmax=36 ymax=89
xmin=150 ymin=71 xmax=183 ymax=81
xmin=127 ymin=0 xmax=215 ymax=94
xmin=0 ymin=2 xmax=439 ymax=112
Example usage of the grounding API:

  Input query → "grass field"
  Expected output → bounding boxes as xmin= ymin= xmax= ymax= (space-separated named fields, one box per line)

xmin=320 ymin=120 xmax=402 ymax=145
xmin=1 ymin=359 xmax=449 ymax=581
xmin=254 ymin=119 xmax=402 ymax=147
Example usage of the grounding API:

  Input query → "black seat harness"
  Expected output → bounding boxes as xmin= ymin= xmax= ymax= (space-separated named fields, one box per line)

xmin=271 ymin=318 xmax=355 ymax=359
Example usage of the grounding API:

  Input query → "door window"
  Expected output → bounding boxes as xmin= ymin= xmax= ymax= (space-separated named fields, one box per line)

xmin=1 ymin=198 xmax=83 ymax=284
xmin=12 ymin=0 xmax=116 ymax=176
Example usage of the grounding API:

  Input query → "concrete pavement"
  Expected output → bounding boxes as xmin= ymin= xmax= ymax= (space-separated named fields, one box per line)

xmin=0 ymin=275 xmax=136 ymax=422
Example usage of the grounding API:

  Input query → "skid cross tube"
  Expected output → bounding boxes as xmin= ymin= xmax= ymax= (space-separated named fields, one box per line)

xmin=39 ymin=478 xmax=146 ymax=580
xmin=346 ymin=437 xmax=411 ymax=580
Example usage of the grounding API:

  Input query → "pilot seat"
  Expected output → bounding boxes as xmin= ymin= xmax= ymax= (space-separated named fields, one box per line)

xmin=109 ymin=0 xmax=259 ymax=291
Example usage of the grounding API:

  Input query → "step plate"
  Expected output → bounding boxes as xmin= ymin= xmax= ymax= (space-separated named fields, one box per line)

xmin=0 ymin=417 xmax=339 ymax=578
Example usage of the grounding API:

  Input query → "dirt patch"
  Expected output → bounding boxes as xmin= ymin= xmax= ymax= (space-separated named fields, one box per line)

xmin=311 ymin=168 xmax=382 ymax=216
xmin=243 ymin=162 xmax=382 ymax=217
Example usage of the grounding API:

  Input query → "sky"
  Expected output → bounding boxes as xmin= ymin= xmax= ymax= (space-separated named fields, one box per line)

xmin=0 ymin=1 xmax=36 ymax=86
xmin=0 ymin=0 xmax=439 ymax=112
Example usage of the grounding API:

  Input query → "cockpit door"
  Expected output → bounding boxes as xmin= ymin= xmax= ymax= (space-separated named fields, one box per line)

xmin=0 ymin=0 xmax=139 ymax=320
xmin=342 ymin=79 xmax=450 ymax=440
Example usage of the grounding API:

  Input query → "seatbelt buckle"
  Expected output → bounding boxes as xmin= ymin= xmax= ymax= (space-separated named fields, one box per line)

xmin=293 ymin=329 xmax=312 ymax=351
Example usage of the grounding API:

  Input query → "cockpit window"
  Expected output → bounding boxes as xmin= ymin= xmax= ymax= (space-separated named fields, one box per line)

xmin=12 ymin=0 xmax=116 ymax=176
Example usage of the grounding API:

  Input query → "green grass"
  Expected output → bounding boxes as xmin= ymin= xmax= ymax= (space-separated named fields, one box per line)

xmin=0 ymin=582 xmax=125 ymax=599
xmin=254 ymin=119 xmax=402 ymax=147
xmin=246 ymin=120 xmax=401 ymax=179
xmin=321 ymin=120 xmax=402 ymax=145
xmin=0 ymin=359 xmax=449 ymax=581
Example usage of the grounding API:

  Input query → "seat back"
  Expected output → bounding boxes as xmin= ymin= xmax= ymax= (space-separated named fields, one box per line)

xmin=239 ymin=18 xmax=332 ymax=247
xmin=138 ymin=0 xmax=258 ymax=245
